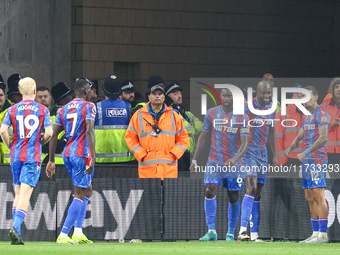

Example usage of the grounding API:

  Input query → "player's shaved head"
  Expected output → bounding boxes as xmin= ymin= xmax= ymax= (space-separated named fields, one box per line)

xmin=257 ymin=81 xmax=271 ymax=92
xmin=221 ymin=88 xmax=231 ymax=95
xmin=74 ymin=78 xmax=92 ymax=91
xmin=19 ymin=77 xmax=36 ymax=96
xmin=256 ymin=81 xmax=272 ymax=106
xmin=220 ymin=88 xmax=233 ymax=111
xmin=262 ymin=73 xmax=273 ymax=79
xmin=74 ymin=77 xmax=92 ymax=101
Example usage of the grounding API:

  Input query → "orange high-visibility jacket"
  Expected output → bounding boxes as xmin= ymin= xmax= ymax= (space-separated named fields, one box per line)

xmin=125 ymin=103 xmax=189 ymax=179
xmin=323 ymin=98 xmax=340 ymax=154
xmin=275 ymin=104 xmax=304 ymax=165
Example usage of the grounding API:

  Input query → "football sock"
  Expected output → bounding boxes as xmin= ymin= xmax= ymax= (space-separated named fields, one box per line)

xmin=74 ymin=227 xmax=83 ymax=236
xmin=61 ymin=197 xmax=83 ymax=235
xmin=239 ymin=194 xmax=254 ymax=233
xmin=12 ymin=207 xmax=16 ymax=220
xmin=205 ymin=196 xmax=216 ymax=231
xmin=60 ymin=232 xmax=68 ymax=238
xmin=250 ymin=200 xmax=260 ymax=236
xmin=13 ymin=209 xmax=26 ymax=236
xmin=227 ymin=200 xmax=240 ymax=236
xmin=74 ymin=196 xmax=89 ymax=229
xmin=319 ymin=218 xmax=328 ymax=233
xmin=251 ymin=232 xmax=259 ymax=240
xmin=311 ymin=218 xmax=319 ymax=236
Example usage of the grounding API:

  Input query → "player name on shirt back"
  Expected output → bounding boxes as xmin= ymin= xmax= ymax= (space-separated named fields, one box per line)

xmin=17 ymin=105 xmax=39 ymax=112
xmin=67 ymin=103 xmax=79 ymax=109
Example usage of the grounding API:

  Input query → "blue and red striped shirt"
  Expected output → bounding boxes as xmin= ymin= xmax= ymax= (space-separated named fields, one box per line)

xmin=55 ymin=98 xmax=96 ymax=158
xmin=202 ymin=105 xmax=250 ymax=165
xmin=302 ymin=105 xmax=330 ymax=159
xmin=245 ymin=98 xmax=276 ymax=147
xmin=3 ymin=99 xmax=52 ymax=163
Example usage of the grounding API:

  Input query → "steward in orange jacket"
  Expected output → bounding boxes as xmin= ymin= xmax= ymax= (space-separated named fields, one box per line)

xmin=322 ymin=77 xmax=340 ymax=166
xmin=125 ymin=84 xmax=189 ymax=179
xmin=276 ymin=84 xmax=304 ymax=166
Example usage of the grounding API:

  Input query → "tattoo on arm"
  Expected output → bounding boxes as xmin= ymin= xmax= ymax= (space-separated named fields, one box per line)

xmin=308 ymin=125 xmax=328 ymax=153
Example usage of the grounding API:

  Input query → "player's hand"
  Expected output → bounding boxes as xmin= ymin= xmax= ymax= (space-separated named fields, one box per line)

xmin=189 ymin=163 xmax=196 ymax=172
xmin=190 ymin=160 xmax=198 ymax=172
xmin=284 ymin=148 xmax=291 ymax=158
xmin=297 ymin=153 xmax=306 ymax=162
xmin=225 ymin=158 xmax=237 ymax=168
xmin=46 ymin=161 xmax=56 ymax=178
xmin=85 ymin=159 xmax=94 ymax=175
xmin=272 ymin=156 xmax=279 ymax=167
xmin=331 ymin=118 xmax=340 ymax=128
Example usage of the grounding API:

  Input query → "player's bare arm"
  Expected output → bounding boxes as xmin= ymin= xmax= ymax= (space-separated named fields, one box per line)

xmin=225 ymin=135 xmax=249 ymax=167
xmin=0 ymin=124 xmax=10 ymax=148
xmin=306 ymin=125 xmax=328 ymax=153
xmin=268 ymin=125 xmax=279 ymax=166
xmin=297 ymin=125 xmax=328 ymax=162
xmin=41 ymin=126 xmax=53 ymax=145
xmin=189 ymin=130 xmax=209 ymax=172
xmin=85 ymin=118 xmax=95 ymax=175
xmin=285 ymin=128 xmax=304 ymax=158
xmin=46 ymin=124 xmax=64 ymax=178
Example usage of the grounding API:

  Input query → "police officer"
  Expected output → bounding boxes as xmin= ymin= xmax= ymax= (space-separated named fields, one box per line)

xmin=7 ymin=74 xmax=22 ymax=104
xmin=120 ymin=80 xmax=137 ymax=109
xmin=0 ymin=75 xmax=12 ymax=111
xmin=0 ymin=75 xmax=13 ymax=163
xmin=0 ymin=74 xmax=22 ymax=163
xmin=51 ymin=82 xmax=74 ymax=118
xmin=89 ymin=80 xmax=99 ymax=103
xmin=95 ymin=75 xmax=135 ymax=163
xmin=48 ymin=82 xmax=74 ymax=164
xmin=165 ymin=82 xmax=203 ymax=171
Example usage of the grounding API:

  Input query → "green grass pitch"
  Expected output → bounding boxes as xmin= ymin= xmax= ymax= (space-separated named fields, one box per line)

xmin=1 ymin=241 xmax=340 ymax=255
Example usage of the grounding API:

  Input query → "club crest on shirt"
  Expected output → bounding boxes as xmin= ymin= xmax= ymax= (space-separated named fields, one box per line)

xmin=91 ymin=106 xmax=96 ymax=118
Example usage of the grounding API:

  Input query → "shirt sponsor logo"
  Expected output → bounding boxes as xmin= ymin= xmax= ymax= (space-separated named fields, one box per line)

xmin=304 ymin=124 xmax=315 ymax=130
xmin=106 ymin=108 xmax=127 ymax=117
xmin=214 ymin=125 xmax=238 ymax=133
